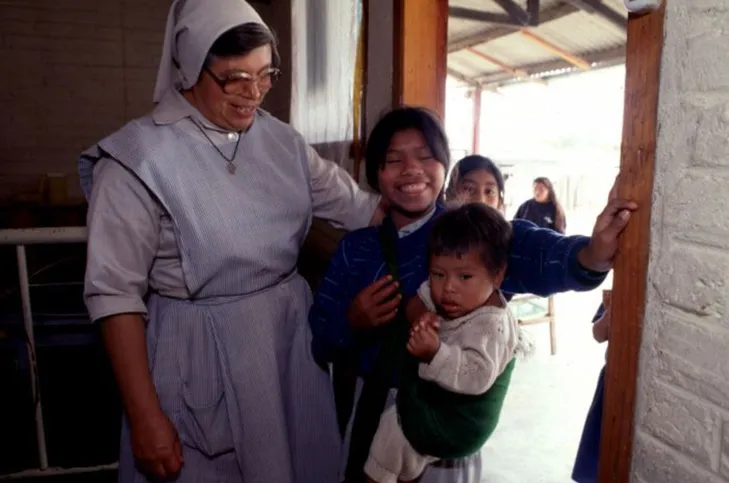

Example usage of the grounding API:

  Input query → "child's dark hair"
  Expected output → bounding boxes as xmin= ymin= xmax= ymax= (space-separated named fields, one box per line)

xmin=428 ymin=203 xmax=512 ymax=277
xmin=365 ymin=106 xmax=450 ymax=192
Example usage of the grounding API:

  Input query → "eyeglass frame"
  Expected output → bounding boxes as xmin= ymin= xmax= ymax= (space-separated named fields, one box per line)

xmin=202 ymin=65 xmax=282 ymax=94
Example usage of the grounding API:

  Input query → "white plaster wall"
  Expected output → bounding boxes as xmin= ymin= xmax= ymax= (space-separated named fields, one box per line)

xmin=631 ymin=1 xmax=729 ymax=482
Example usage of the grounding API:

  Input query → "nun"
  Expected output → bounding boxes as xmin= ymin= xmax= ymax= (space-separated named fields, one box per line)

xmin=77 ymin=0 xmax=380 ymax=481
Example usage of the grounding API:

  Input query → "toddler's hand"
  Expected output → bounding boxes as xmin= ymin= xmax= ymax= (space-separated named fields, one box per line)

xmin=414 ymin=311 xmax=440 ymax=331
xmin=407 ymin=323 xmax=440 ymax=363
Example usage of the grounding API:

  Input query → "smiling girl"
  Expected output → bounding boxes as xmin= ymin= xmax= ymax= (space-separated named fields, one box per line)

xmin=309 ymin=107 xmax=636 ymax=483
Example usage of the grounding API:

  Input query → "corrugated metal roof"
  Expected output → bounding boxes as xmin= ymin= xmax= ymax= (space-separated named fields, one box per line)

xmin=447 ymin=0 xmax=627 ymax=87
xmin=535 ymin=10 xmax=625 ymax=52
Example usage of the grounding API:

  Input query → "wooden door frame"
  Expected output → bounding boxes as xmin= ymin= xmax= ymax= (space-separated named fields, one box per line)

xmin=391 ymin=2 xmax=667 ymax=482
xmin=598 ymin=4 xmax=665 ymax=482
xmin=392 ymin=0 xmax=449 ymax=119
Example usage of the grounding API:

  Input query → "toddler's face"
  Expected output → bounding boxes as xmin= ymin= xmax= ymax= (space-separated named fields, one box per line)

xmin=429 ymin=250 xmax=500 ymax=319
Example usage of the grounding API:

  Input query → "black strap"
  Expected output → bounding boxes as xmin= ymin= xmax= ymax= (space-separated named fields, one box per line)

xmin=344 ymin=224 xmax=410 ymax=482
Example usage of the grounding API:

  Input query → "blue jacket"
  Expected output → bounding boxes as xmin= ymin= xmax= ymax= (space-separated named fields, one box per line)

xmin=572 ymin=304 xmax=607 ymax=483
xmin=309 ymin=205 xmax=607 ymax=377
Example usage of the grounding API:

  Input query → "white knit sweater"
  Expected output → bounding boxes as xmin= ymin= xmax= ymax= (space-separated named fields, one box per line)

xmin=416 ymin=282 xmax=522 ymax=396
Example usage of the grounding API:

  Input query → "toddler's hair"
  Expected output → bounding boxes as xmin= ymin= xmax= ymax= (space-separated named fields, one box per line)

xmin=428 ymin=203 xmax=512 ymax=277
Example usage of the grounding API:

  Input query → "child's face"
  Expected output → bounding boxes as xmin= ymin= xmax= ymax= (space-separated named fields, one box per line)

xmin=455 ymin=169 xmax=501 ymax=209
xmin=429 ymin=250 xmax=502 ymax=319
xmin=378 ymin=128 xmax=445 ymax=223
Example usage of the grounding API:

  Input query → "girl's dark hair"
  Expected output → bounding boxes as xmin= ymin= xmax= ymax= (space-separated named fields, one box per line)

xmin=428 ymin=203 xmax=512 ymax=277
xmin=446 ymin=155 xmax=505 ymax=206
xmin=207 ymin=23 xmax=280 ymax=67
xmin=534 ymin=176 xmax=566 ymax=233
xmin=365 ymin=107 xmax=450 ymax=193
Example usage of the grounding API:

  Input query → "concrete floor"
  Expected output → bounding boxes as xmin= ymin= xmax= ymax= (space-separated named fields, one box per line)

xmin=480 ymin=289 xmax=607 ymax=483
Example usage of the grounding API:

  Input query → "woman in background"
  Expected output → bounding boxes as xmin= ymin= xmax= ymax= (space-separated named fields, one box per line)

xmin=572 ymin=293 xmax=610 ymax=483
xmin=514 ymin=176 xmax=567 ymax=233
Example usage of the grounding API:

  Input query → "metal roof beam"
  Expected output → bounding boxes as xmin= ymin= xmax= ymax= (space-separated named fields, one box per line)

xmin=448 ymin=3 xmax=578 ymax=52
xmin=563 ymin=0 xmax=627 ymax=32
xmin=447 ymin=67 xmax=478 ymax=86
xmin=518 ymin=29 xmax=592 ymax=70
xmin=465 ymin=47 xmax=547 ymax=85
xmin=448 ymin=7 xmax=519 ymax=26
xmin=492 ymin=0 xmax=531 ymax=25
xmin=449 ymin=0 xmax=541 ymax=27
xmin=474 ymin=45 xmax=626 ymax=86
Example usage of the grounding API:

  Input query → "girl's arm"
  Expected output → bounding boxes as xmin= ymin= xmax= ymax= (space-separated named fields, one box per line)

xmin=502 ymin=196 xmax=636 ymax=298
xmin=501 ymin=220 xmax=606 ymax=297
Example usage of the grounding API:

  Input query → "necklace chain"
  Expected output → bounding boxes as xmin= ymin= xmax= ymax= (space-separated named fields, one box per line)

xmin=191 ymin=120 xmax=242 ymax=174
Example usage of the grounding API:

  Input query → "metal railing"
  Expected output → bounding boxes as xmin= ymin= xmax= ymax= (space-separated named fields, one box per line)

xmin=0 ymin=227 xmax=118 ymax=480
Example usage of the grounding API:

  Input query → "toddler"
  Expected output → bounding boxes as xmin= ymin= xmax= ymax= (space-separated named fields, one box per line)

xmin=364 ymin=203 xmax=533 ymax=483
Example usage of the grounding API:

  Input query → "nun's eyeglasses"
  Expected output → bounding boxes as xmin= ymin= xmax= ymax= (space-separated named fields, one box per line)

xmin=203 ymin=66 xmax=281 ymax=94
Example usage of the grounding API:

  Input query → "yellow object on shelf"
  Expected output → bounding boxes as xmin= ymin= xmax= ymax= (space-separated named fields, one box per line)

xmin=39 ymin=173 xmax=69 ymax=205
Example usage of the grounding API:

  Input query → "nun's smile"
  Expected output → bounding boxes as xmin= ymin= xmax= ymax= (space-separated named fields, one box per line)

xmin=188 ymin=44 xmax=274 ymax=133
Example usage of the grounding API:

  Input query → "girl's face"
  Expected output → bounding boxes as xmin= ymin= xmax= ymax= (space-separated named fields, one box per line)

xmin=533 ymin=182 xmax=549 ymax=203
xmin=377 ymin=128 xmax=445 ymax=228
xmin=455 ymin=169 xmax=502 ymax=209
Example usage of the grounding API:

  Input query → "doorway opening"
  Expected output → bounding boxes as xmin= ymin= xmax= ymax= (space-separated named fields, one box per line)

xmin=445 ymin=2 xmax=627 ymax=481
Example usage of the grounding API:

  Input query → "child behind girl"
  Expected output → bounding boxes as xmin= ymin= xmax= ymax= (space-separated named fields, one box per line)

xmin=572 ymin=291 xmax=611 ymax=483
xmin=364 ymin=203 xmax=533 ymax=483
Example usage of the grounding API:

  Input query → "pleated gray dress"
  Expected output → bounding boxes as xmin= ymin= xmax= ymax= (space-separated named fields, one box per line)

xmin=79 ymin=90 xmax=379 ymax=483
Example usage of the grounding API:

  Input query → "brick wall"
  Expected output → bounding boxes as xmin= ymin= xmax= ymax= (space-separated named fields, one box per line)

xmin=0 ymin=0 xmax=291 ymax=203
xmin=631 ymin=2 xmax=729 ymax=482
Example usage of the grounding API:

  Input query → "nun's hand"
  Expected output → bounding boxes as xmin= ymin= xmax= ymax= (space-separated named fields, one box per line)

xmin=131 ymin=409 xmax=183 ymax=480
xmin=578 ymin=197 xmax=638 ymax=272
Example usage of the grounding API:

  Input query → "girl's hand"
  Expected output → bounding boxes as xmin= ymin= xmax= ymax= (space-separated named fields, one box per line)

xmin=347 ymin=276 xmax=401 ymax=329
xmin=578 ymin=175 xmax=638 ymax=272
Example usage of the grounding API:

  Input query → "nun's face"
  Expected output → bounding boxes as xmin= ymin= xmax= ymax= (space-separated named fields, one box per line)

xmin=190 ymin=44 xmax=274 ymax=132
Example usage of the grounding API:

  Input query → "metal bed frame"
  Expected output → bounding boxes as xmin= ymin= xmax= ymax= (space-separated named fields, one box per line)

xmin=0 ymin=227 xmax=117 ymax=480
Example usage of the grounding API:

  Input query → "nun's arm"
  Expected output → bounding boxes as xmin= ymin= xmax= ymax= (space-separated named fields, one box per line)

xmin=85 ymin=158 xmax=160 ymax=321
xmin=85 ymin=159 xmax=166 ymax=428
xmin=305 ymin=144 xmax=382 ymax=231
